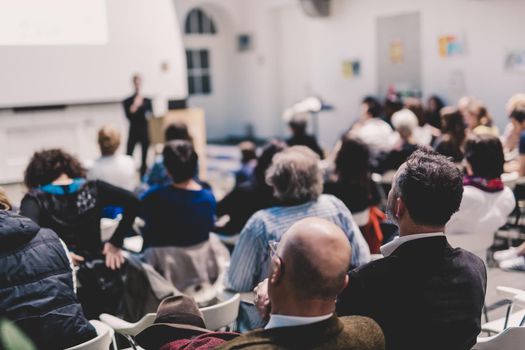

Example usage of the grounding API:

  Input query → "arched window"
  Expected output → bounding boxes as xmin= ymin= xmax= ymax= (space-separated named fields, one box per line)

xmin=184 ymin=8 xmax=217 ymax=35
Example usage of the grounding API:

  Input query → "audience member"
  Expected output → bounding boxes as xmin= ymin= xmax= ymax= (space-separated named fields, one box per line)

xmin=135 ymin=295 xmax=238 ymax=350
xmin=324 ymin=135 xmax=380 ymax=216
xmin=510 ymin=105 xmax=525 ymax=176
xmin=123 ymin=74 xmax=153 ymax=176
xmin=141 ymin=140 xmax=215 ymax=249
xmin=286 ymin=112 xmax=324 ymax=159
xmin=220 ymin=218 xmax=384 ymax=350
xmin=141 ymin=141 xmax=224 ymax=293
xmin=375 ymin=109 xmax=419 ymax=174
xmin=216 ymin=140 xmax=286 ymax=235
xmin=405 ymin=97 xmax=438 ymax=146
xmin=227 ymin=146 xmax=370 ymax=329
xmin=501 ymin=93 xmax=525 ymax=156
xmin=433 ymin=107 xmax=466 ymax=162
xmin=351 ymin=96 xmax=394 ymax=156
xmin=458 ymin=95 xmax=475 ymax=117
xmin=88 ymin=124 xmax=137 ymax=191
xmin=425 ymin=95 xmax=445 ymax=129
xmin=235 ymin=141 xmax=257 ymax=186
xmin=20 ymin=149 xmax=139 ymax=269
xmin=382 ymin=96 xmax=403 ymax=127
xmin=446 ymin=135 xmax=515 ymax=259
xmin=143 ymin=122 xmax=194 ymax=189
xmin=464 ymin=100 xmax=499 ymax=136
xmin=0 ymin=190 xmax=96 ymax=349
xmin=336 ymin=148 xmax=486 ymax=349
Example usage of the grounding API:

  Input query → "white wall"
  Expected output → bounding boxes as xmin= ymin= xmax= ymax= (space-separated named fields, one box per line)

xmin=0 ymin=0 xmax=187 ymax=108
xmin=0 ymin=0 xmax=187 ymax=183
xmin=175 ymin=0 xmax=525 ymax=149
xmin=0 ymin=103 xmax=126 ymax=183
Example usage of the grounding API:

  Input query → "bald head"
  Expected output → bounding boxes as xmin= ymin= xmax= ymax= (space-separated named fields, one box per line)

xmin=278 ymin=218 xmax=351 ymax=301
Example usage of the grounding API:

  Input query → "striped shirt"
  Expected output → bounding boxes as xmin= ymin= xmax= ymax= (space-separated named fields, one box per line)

xmin=226 ymin=194 xmax=371 ymax=292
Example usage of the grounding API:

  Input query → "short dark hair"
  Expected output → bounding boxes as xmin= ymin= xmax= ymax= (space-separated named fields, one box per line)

xmin=164 ymin=122 xmax=192 ymax=142
xmin=464 ymin=134 xmax=504 ymax=179
xmin=405 ymin=97 xmax=426 ymax=126
xmin=24 ymin=149 xmax=86 ymax=188
xmin=395 ymin=148 xmax=463 ymax=226
xmin=440 ymin=107 xmax=466 ymax=145
xmin=162 ymin=140 xmax=198 ymax=183
xmin=363 ymin=96 xmax=383 ymax=118
xmin=510 ymin=106 xmax=525 ymax=123
xmin=253 ymin=140 xmax=287 ymax=186
xmin=335 ymin=134 xmax=370 ymax=188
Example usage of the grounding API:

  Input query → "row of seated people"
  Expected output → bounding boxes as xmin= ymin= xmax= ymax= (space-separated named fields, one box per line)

xmin=0 ymin=147 xmax=490 ymax=349
xmin=2 ymin=92 xmax=525 ymax=348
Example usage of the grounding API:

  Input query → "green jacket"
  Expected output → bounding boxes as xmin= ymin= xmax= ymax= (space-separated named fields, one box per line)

xmin=216 ymin=315 xmax=385 ymax=350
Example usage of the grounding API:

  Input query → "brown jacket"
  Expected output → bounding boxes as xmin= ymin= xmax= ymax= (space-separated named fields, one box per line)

xmin=215 ymin=315 xmax=385 ymax=350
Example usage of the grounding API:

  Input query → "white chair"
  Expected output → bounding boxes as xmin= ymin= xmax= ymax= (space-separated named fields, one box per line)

xmin=99 ymin=313 xmax=156 ymax=350
xmin=200 ymin=293 xmax=241 ymax=331
xmin=482 ymin=287 xmax=525 ymax=334
xmin=100 ymin=293 xmax=241 ymax=347
xmin=502 ymin=171 xmax=520 ymax=191
xmin=99 ymin=313 xmax=156 ymax=337
xmin=473 ymin=327 xmax=525 ymax=349
xmin=65 ymin=320 xmax=115 ymax=350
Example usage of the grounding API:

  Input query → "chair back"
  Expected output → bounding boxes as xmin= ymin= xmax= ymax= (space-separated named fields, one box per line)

xmin=474 ymin=327 xmax=525 ymax=349
xmin=200 ymin=293 xmax=241 ymax=330
xmin=65 ymin=320 xmax=114 ymax=350
xmin=99 ymin=313 xmax=157 ymax=337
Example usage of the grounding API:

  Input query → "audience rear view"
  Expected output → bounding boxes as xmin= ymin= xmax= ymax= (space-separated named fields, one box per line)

xmin=226 ymin=145 xmax=370 ymax=329
xmin=256 ymin=148 xmax=487 ymax=350
xmin=218 ymin=218 xmax=384 ymax=350
xmin=0 ymin=188 xmax=95 ymax=349
xmin=3 ymin=92 xmax=525 ymax=350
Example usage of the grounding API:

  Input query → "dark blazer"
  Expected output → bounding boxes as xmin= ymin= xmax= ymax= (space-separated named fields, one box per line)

xmin=337 ymin=236 xmax=487 ymax=350
xmin=123 ymin=94 xmax=153 ymax=129
xmin=216 ymin=315 xmax=385 ymax=350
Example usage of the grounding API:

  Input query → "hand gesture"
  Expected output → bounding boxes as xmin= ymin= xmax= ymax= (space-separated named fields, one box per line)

xmin=102 ymin=242 xmax=125 ymax=270
xmin=253 ymin=278 xmax=271 ymax=321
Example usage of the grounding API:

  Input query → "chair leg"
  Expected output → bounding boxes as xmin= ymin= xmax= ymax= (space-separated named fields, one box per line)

xmin=125 ymin=335 xmax=138 ymax=350
xmin=503 ymin=304 xmax=513 ymax=330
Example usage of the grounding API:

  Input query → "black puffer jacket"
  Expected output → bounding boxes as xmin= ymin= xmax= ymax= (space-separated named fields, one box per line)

xmin=0 ymin=210 xmax=96 ymax=349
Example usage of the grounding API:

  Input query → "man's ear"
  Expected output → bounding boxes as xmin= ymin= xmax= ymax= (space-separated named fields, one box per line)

xmin=396 ymin=197 xmax=406 ymax=219
xmin=340 ymin=274 xmax=349 ymax=294
xmin=269 ymin=257 xmax=283 ymax=286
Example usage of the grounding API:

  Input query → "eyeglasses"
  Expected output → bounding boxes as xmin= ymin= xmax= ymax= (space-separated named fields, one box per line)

xmin=269 ymin=240 xmax=279 ymax=259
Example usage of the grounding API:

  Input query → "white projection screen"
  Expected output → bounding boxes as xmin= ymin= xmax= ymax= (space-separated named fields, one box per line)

xmin=0 ymin=0 xmax=187 ymax=108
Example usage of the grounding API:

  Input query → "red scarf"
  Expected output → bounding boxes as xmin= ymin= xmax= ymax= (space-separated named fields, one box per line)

xmin=463 ymin=175 xmax=504 ymax=193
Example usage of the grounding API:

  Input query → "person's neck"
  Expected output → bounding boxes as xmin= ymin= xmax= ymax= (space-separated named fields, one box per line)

xmin=173 ymin=179 xmax=201 ymax=191
xmin=398 ymin=222 xmax=444 ymax=237
xmin=52 ymin=174 xmax=74 ymax=186
xmin=271 ymin=297 xmax=335 ymax=318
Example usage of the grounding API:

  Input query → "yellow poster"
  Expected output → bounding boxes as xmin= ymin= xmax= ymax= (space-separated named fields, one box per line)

xmin=390 ymin=39 xmax=404 ymax=64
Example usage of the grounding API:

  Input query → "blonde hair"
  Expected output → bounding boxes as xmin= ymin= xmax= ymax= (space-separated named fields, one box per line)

xmin=98 ymin=125 xmax=121 ymax=156
xmin=467 ymin=101 xmax=493 ymax=127
xmin=507 ymin=93 xmax=525 ymax=114
xmin=0 ymin=187 xmax=12 ymax=211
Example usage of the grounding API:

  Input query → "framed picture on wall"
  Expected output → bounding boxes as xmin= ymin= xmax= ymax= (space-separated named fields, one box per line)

xmin=237 ymin=34 xmax=253 ymax=52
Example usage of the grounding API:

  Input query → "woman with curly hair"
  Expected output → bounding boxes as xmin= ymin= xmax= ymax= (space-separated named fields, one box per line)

xmin=20 ymin=148 xmax=139 ymax=269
